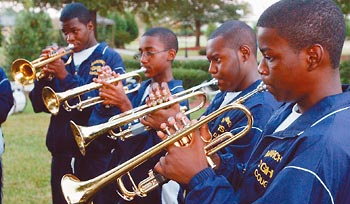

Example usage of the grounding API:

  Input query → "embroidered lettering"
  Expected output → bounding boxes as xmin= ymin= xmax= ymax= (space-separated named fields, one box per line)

xmin=89 ymin=60 xmax=106 ymax=75
xmin=221 ymin=117 xmax=232 ymax=128
xmin=258 ymin=160 xmax=274 ymax=178
xmin=217 ymin=125 xmax=225 ymax=133
xmin=264 ymin=150 xmax=283 ymax=162
xmin=254 ymin=169 xmax=268 ymax=188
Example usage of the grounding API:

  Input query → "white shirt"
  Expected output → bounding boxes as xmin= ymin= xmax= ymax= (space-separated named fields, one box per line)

xmin=73 ymin=44 xmax=99 ymax=66
xmin=219 ymin=91 xmax=241 ymax=108
xmin=274 ymin=104 xmax=302 ymax=133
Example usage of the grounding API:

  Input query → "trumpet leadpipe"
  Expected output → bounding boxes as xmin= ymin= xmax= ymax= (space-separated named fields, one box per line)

xmin=72 ymin=79 xmax=218 ymax=156
xmin=62 ymin=102 xmax=245 ymax=204
xmin=11 ymin=44 xmax=74 ymax=85
xmin=71 ymin=90 xmax=207 ymax=156
xmin=42 ymin=68 xmax=146 ymax=115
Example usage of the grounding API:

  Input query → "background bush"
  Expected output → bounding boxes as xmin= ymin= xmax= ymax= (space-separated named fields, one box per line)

xmin=340 ymin=60 xmax=350 ymax=84
xmin=97 ymin=11 xmax=139 ymax=48
xmin=124 ymin=59 xmax=211 ymax=88
xmin=124 ymin=59 xmax=209 ymax=71
xmin=5 ymin=10 xmax=57 ymax=75
xmin=173 ymin=68 xmax=211 ymax=89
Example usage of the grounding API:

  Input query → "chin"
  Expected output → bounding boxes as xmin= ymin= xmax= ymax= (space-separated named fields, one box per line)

xmin=144 ymin=72 xmax=152 ymax=79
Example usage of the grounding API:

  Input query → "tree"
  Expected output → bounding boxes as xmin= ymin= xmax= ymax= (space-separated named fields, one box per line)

xmin=11 ymin=0 xmax=249 ymax=48
xmin=334 ymin=0 xmax=350 ymax=15
xmin=5 ymin=10 xmax=56 ymax=74
xmin=97 ymin=11 xmax=139 ymax=48
xmin=128 ymin=0 xmax=249 ymax=47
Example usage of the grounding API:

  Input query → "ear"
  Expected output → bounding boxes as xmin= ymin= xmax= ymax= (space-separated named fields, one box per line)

xmin=239 ymin=45 xmax=251 ymax=62
xmin=87 ymin=21 xmax=94 ymax=31
xmin=306 ymin=44 xmax=323 ymax=71
xmin=167 ymin=49 xmax=177 ymax=61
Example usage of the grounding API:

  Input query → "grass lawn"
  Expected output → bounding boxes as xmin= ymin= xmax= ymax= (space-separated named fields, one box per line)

xmin=0 ymin=95 xmax=205 ymax=204
xmin=2 ymin=100 xmax=52 ymax=204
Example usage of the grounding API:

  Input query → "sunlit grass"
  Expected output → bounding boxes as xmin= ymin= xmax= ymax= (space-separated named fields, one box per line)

xmin=2 ymin=99 xmax=51 ymax=204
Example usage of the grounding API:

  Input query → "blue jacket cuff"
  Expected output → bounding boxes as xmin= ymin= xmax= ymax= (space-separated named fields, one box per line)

xmin=188 ymin=168 xmax=216 ymax=190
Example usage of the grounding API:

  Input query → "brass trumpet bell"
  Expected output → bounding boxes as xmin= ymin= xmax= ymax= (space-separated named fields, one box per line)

xmin=11 ymin=58 xmax=37 ymax=85
xmin=11 ymin=44 xmax=74 ymax=85
xmin=71 ymin=79 xmax=218 ymax=156
xmin=42 ymin=68 xmax=146 ymax=115
xmin=61 ymin=82 xmax=267 ymax=204
xmin=42 ymin=86 xmax=64 ymax=115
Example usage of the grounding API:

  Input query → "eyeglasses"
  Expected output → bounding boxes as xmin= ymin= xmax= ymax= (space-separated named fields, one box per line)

xmin=135 ymin=50 xmax=169 ymax=60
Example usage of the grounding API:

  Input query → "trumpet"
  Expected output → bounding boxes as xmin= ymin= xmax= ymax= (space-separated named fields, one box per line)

xmin=42 ymin=68 xmax=146 ymax=115
xmin=72 ymin=79 xmax=218 ymax=156
xmin=61 ymin=82 xmax=266 ymax=204
xmin=11 ymin=44 xmax=74 ymax=85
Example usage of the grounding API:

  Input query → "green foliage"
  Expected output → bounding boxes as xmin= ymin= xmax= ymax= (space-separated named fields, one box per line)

xmin=173 ymin=68 xmax=211 ymax=89
xmin=205 ymin=23 xmax=216 ymax=39
xmin=2 ymin=100 xmax=52 ymax=204
xmin=334 ymin=0 xmax=350 ymax=15
xmin=340 ymin=61 xmax=350 ymax=84
xmin=97 ymin=11 xmax=139 ymax=48
xmin=123 ymin=59 xmax=211 ymax=89
xmin=124 ymin=59 xmax=209 ymax=72
xmin=176 ymin=60 xmax=210 ymax=72
xmin=0 ymin=25 xmax=3 ymax=47
xmin=346 ymin=19 xmax=350 ymax=39
xmin=5 ymin=10 xmax=56 ymax=75
xmin=198 ymin=48 xmax=206 ymax=56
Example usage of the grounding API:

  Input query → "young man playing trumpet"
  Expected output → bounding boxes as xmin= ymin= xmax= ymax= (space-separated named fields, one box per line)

xmin=89 ymin=27 xmax=188 ymax=204
xmin=142 ymin=20 xmax=281 ymax=203
xmin=154 ymin=0 xmax=350 ymax=203
xmin=29 ymin=3 xmax=125 ymax=204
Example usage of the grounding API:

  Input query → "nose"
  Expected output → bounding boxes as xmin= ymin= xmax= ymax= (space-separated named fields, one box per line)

xmin=208 ymin=61 xmax=217 ymax=74
xmin=140 ymin=54 xmax=148 ymax=64
xmin=257 ymin=59 xmax=268 ymax=75
xmin=66 ymin=33 xmax=74 ymax=43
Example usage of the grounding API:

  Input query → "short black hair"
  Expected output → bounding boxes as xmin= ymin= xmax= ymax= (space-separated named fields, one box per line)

xmin=59 ymin=2 xmax=92 ymax=25
xmin=142 ymin=27 xmax=179 ymax=53
xmin=209 ymin=20 xmax=257 ymax=57
xmin=257 ymin=0 xmax=346 ymax=68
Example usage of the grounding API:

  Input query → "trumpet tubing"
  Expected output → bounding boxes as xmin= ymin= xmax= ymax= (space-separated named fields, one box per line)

xmin=62 ymin=102 xmax=249 ymax=204
xmin=42 ymin=68 xmax=146 ymax=115
xmin=72 ymin=79 xmax=218 ymax=156
xmin=61 ymin=82 xmax=267 ymax=203
xmin=72 ymin=90 xmax=207 ymax=156
xmin=11 ymin=44 xmax=74 ymax=85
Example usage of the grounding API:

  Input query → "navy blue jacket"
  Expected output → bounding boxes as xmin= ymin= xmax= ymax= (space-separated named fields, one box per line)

xmin=203 ymin=80 xmax=281 ymax=167
xmin=0 ymin=68 xmax=14 ymax=125
xmin=177 ymin=80 xmax=281 ymax=203
xmin=29 ymin=42 xmax=125 ymax=155
xmin=113 ymin=79 xmax=188 ymax=204
xmin=184 ymin=89 xmax=350 ymax=204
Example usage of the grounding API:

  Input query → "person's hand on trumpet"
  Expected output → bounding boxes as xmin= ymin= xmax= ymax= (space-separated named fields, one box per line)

xmin=94 ymin=65 xmax=133 ymax=112
xmin=140 ymin=82 xmax=181 ymax=131
xmin=154 ymin=112 xmax=212 ymax=185
xmin=40 ymin=45 xmax=68 ymax=80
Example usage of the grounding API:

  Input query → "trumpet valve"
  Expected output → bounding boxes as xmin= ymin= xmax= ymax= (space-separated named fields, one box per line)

xmin=174 ymin=134 xmax=192 ymax=147
xmin=138 ymin=170 xmax=167 ymax=196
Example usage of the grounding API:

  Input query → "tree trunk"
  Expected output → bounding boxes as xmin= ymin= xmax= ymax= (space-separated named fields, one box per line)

xmin=89 ymin=10 xmax=98 ymax=39
xmin=195 ymin=19 xmax=201 ymax=48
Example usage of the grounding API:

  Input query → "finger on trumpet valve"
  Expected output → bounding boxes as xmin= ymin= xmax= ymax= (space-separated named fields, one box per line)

xmin=156 ymin=98 xmax=163 ymax=105
xmin=161 ymin=89 xmax=170 ymax=102
xmin=163 ymin=126 xmax=171 ymax=136
xmin=173 ymin=122 xmax=179 ymax=132
xmin=180 ymin=116 xmax=189 ymax=126
xmin=148 ymin=93 xmax=158 ymax=107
